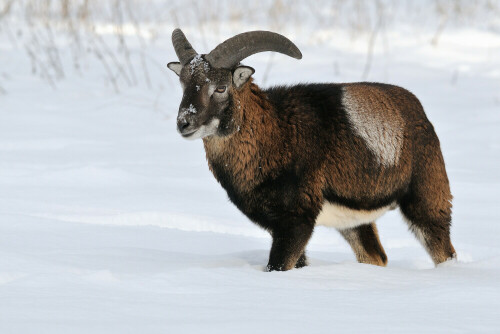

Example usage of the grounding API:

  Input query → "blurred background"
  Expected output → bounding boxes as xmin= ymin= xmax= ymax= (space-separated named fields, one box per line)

xmin=1 ymin=0 xmax=499 ymax=101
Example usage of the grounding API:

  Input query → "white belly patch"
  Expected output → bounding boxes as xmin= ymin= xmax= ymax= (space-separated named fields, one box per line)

xmin=316 ymin=202 xmax=393 ymax=230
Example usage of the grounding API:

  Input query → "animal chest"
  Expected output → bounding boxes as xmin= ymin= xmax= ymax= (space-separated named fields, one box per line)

xmin=209 ymin=158 xmax=308 ymax=224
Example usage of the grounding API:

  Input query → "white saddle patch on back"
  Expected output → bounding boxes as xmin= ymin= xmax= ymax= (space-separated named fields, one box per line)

xmin=316 ymin=202 xmax=393 ymax=230
xmin=342 ymin=88 xmax=404 ymax=167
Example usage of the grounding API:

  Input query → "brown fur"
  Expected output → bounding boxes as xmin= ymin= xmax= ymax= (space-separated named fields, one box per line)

xmin=339 ymin=223 xmax=388 ymax=266
xmin=203 ymin=81 xmax=455 ymax=269
xmin=204 ymin=80 xmax=291 ymax=194
xmin=171 ymin=56 xmax=455 ymax=270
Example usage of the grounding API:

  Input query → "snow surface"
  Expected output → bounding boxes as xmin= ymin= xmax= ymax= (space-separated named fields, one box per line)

xmin=1 ymin=8 xmax=500 ymax=334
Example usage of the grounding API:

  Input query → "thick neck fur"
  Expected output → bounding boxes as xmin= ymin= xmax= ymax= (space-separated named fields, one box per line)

xmin=203 ymin=80 xmax=290 ymax=193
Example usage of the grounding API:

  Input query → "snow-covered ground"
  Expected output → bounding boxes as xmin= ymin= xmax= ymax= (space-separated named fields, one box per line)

xmin=1 ymin=3 xmax=500 ymax=333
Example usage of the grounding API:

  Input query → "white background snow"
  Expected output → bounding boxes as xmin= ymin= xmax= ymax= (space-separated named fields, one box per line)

xmin=1 ymin=1 xmax=500 ymax=333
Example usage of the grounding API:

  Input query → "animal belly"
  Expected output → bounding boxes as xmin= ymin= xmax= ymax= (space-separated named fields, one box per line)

xmin=316 ymin=202 xmax=392 ymax=230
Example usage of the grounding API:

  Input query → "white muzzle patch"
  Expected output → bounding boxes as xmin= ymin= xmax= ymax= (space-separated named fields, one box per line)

xmin=185 ymin=118 xmax=220 ymax=140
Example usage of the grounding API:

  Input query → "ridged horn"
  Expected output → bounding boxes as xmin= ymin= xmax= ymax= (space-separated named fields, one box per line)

xmin=205 ymin=31 xmax=302 ymax=69
xmin=172 ymin=28 xmax=198 ymax=66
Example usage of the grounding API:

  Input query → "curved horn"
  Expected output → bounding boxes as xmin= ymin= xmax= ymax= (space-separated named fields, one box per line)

xmin=172 ymin=28 xmax=198 ymax=65
xmin=205 ymin=31 xmax=302 ymax=69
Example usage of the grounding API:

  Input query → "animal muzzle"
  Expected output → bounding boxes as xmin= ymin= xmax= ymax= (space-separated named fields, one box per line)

xmin=177 ymin=109 xmax=199 ymax=137
xmin=177 ymin=119 xmax=197 ymax=137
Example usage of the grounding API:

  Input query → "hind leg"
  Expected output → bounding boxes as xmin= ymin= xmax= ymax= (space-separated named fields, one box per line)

xmin=399 ymin=139 xmax=456 ymax=265
xmin=339 ymin=223 xmax=388 ymax=266
xmin=399 ymin=197 xmax=456 ymax=265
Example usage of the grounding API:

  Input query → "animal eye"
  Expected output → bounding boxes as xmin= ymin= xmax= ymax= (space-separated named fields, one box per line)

xmin=215 ymin=86 xmax=226 ymax=93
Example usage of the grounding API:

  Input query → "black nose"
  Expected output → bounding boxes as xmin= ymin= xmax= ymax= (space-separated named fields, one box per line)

xmin=178 ymin=119 xmax=190 ymax=132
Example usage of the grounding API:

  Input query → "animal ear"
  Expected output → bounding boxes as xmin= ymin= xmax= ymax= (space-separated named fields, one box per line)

xmin=233 ymin=66 xmax=255 ymax=88
xmin=167 ymin=62 xmax=183 ymax=76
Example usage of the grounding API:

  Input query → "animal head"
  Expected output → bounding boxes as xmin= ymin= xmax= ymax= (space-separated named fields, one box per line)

xmin=167 ymin=29 xmax=302 ymax=140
